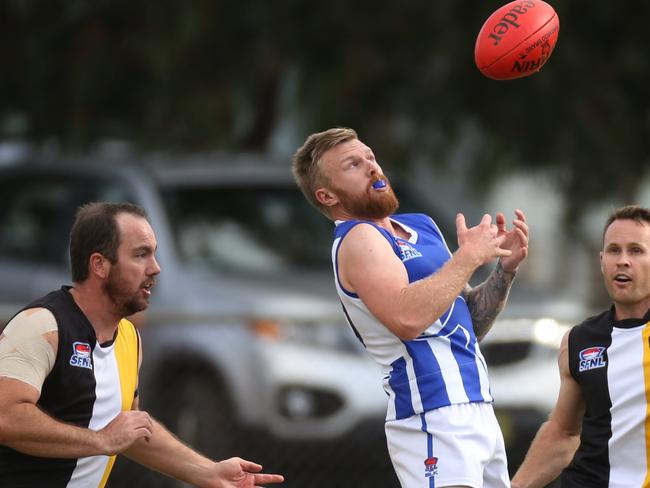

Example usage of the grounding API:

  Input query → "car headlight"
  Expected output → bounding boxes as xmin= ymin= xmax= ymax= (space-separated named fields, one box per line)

xmin=532 ymin=318 xmax=570 ymax=348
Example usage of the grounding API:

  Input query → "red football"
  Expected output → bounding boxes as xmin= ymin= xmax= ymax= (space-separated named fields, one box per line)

xmin=475 ymin=0 xmax=559 ymax=80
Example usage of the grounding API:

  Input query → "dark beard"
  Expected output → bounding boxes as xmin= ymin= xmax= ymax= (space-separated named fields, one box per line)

xmin=104 ymin=268 xmax=148 ymax=317
xmin=339 ymin=186 xmax=400 ymax=220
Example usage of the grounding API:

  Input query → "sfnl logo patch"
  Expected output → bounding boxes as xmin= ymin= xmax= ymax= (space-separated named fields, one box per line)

xmin=578 ymin=346 xmax=606 ymax=372
xmin=397 ymin=240 xmax=423 ymax=262
xmin=70 ymin=341 xmax=93 ymax=369
xmin=424 ymin=457 xmax=438 ymax=478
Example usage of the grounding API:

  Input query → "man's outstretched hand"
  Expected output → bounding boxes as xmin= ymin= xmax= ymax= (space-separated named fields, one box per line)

xmin=496 ymin=209 xmax=529 ymax=273
xmin=208 ymin=457 xmax=284 ymax=487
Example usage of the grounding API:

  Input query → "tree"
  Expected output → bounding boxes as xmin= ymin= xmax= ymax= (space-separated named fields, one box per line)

xmin=2 ymin=0 xmax=648 ymax=223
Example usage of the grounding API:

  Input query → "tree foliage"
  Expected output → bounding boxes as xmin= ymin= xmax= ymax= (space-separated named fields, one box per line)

xmin=2 ymin=0 xmax=649 ymax=219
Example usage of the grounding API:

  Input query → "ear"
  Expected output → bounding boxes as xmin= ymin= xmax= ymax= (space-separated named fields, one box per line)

xmin=315 ymin=187 xmax=338 ymax=208
xmin=599 ymin=250 xmax=604 ymax=274
xmin=89 ymin=252 xmax=110 ymax=280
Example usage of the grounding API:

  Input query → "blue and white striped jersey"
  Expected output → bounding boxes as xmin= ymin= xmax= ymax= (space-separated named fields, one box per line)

xmin=332 ymin=213 xmax=493 ymax=421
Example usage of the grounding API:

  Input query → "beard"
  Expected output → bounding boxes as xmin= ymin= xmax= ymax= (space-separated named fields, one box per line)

xmin=336 ymin=178 xmax=400 ymax=220
xmin=104 ymin=267 xmax=150 ymax=317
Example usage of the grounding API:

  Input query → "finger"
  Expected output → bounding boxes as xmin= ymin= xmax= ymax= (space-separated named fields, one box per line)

xmin=513 ymin=219 xmax=529 ymax=237
xmin=497 ymin=248 xmax=513 ymax=257
xmin=254 ymin=474 xmax=285 ymax=484
xmin=496 ymin=212 xmax=506 ymax=232
xmin=515 ymin=208 xmax=526 ymax=222
xmin=514 ymin=227 xmax=528 ymax=246
xmin=455 ymin=213 xmax=468 ymax=233
xmin=479 ymin=213 xmax=492 ymax=226
xmin=133 ymin=412 xmax=153 ymax=431
xmin=136 ymin=426 xmax=153 ymax=440
xmin=238 ymin=459 xmax=263 ymax=473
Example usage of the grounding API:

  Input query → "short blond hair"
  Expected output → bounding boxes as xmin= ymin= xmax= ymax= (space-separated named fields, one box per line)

xmin=292 ymin=127 xmax=358 ymax=217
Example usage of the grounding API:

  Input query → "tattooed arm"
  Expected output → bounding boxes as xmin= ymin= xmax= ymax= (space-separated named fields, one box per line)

xmin=464 ymin=209 xmax=529 ymax=340
xmin=464 ymin=262 xmax=517 ymax=341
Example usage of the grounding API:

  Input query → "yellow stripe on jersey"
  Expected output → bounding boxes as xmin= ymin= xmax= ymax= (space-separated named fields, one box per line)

xmin=115 ymin=318 xmax=140 ymax=410
xmin=642 ymin=322 xmax=650 ymax=488
xmin=98 ymin=319 xmax=140 ymax=488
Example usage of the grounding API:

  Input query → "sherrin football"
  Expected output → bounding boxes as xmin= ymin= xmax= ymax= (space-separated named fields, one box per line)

xmin=475 ymin=0 xmax=559 ymax=80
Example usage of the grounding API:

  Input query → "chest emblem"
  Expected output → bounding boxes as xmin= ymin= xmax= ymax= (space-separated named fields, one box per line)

xmin=397 ymin=240 xmax=423 ymax=262
xmin=578 ymin=346 xmax=607 ymax=372
xmin=69 ymin=341 xmax=93 ymax=369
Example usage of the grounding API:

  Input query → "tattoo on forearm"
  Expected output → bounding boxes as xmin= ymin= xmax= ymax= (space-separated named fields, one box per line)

xmin=466 ymin=262 xmax=515 ymax=340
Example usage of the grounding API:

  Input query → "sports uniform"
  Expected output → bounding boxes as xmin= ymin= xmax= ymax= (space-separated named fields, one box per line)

xmin=0 ymin=286 xmax=140 ymax=488
xmin=562 ymin=308 xmax=650 ymax=487
xmin=333 ymin=213 xmax=509 ymax=488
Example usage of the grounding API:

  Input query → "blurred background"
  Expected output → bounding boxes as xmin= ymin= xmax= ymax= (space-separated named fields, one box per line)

xmin=1 ymin=1 xmax=649 ymax=487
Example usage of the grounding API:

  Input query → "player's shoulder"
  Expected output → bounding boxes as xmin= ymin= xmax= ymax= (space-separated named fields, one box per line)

xmin=342 ymin=222 xmax=393 ymax=250
xmin=568 ymin=309 xmax=611 ymax=343
xmin=574 ymin=309 xmax=611 ymax=330
xmin=3 ymin=307 xmax=58 ymax=335
xmin=335 ymin=219 xmax=385 ymax=240
xmin=335 ymin=221 xmax=395 ymax=262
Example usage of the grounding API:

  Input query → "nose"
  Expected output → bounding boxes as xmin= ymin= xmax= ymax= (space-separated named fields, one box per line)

xmin=367 ymin=157 xmax=381 ymax=176
xmin=616 ymin=251 xmax=631 ymax=267
xmin=149 ymin=256 xmax=161 ymax=276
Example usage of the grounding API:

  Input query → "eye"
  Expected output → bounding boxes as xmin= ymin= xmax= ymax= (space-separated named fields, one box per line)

xmin=346 ymin=160 xmax=360 ymax=169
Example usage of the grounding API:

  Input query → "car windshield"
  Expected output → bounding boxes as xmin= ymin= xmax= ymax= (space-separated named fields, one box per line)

xmin=161 ymin=182 xmax=452 ymax=275
xmin=161 ymin=185 xmax=335 ymax=273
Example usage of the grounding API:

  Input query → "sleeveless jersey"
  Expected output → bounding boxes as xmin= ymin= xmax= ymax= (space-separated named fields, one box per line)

xmin=332 ymin=213 xmax=492 ymax=421
xmin=562 ymin=307 xmax=650 ymax=487
xmin=0 ymin=286 xmax=140 ymax=488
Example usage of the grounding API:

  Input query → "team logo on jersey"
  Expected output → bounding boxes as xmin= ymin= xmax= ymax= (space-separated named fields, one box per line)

xmin=70 ymin=341 xmax=93 ymax=369
xmin=424 ymin=457 xmax=438 ymax=478
xmin=578 ymin=346 xmax=606 ymax=372
xmin=397 ymin=240 xmax=423 ymax=262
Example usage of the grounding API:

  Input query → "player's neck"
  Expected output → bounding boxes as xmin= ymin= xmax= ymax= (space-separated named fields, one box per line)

xmin=613 ymin=299 xmax=650 ymax=321
xmin=69 ymin=285 xmax=122 ymax=343
xmin=383 ymin=218 xmax=411 ymax=240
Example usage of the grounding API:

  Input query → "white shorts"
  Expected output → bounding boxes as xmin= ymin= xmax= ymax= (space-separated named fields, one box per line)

xmin=385 ymin=402 xmax=510 ymax=488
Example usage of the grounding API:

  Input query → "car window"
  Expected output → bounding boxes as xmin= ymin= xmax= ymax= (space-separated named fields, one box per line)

xmin=162 ymin=186 xmax=335 ymax=273
xmin=0 ymin=173 xmax=134 ymax=265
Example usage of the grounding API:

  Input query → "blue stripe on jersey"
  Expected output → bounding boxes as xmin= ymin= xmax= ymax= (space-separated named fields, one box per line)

xmin=450 ymin=335 xmax=483 ymax=401
xmin=404 ymin=340 xmax=450 ymax=410
xmin=440 ymin=300 xmax=484 ymax=402
xmin=388 ymin=357 xmax=415 ymax=419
